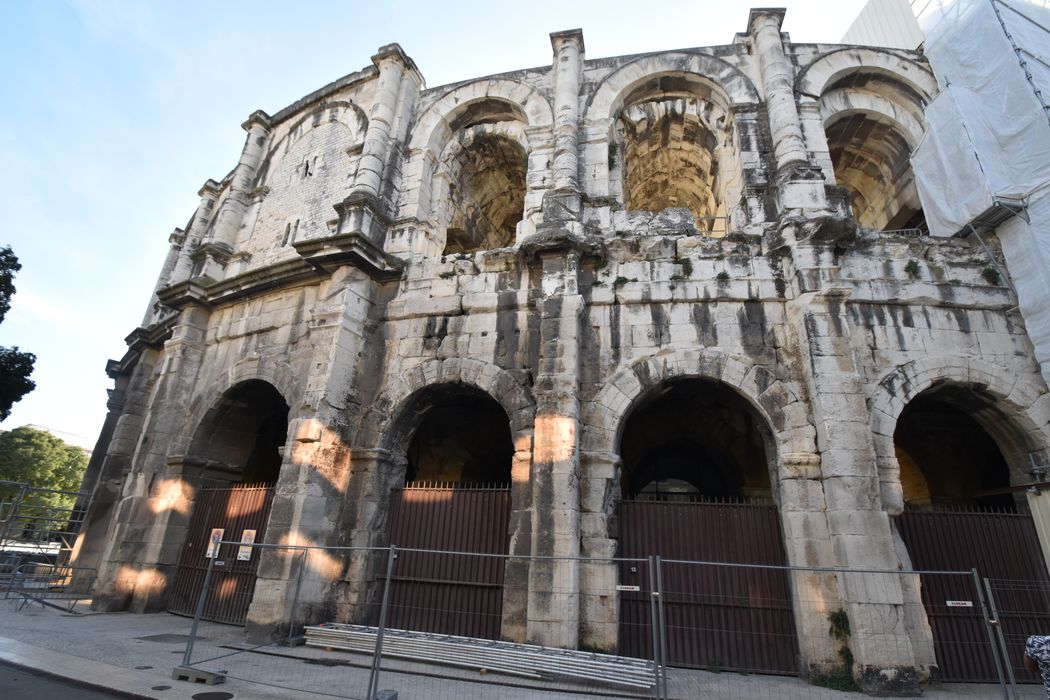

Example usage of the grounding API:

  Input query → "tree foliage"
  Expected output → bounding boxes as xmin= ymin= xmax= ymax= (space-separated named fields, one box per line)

xmin=0 ymin=245 xmax=35 ymax=421
xmin=0 ymin=426 xmax=89 ymax=509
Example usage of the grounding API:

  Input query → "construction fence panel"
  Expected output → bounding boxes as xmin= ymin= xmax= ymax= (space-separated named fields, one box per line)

xmin=984 ymin=577 xmax=1050 ymax=687
xmin=175 ymin=543 xmax=1018 ymax=700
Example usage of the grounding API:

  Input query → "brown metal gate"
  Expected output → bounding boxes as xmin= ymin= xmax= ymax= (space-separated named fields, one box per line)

xmin=168 ymin=484 xmax=274 ymax=625
xmin=896 ymin=508 xmax=1050 ymax=682
xmin=619 ymin=499 xmax=798 ymax=674
xmin=386 ymin=483 xmax=511 ymax=639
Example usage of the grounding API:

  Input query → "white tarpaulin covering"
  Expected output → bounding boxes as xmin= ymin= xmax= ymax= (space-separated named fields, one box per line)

xmin=912 ymin=0 xmax=1050 ymax=235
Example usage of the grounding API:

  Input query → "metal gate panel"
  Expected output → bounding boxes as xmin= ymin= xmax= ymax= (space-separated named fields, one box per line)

xmin=386 ymin=483 xmax=511 ymax=639
xmin=896 ymin=509 xmax=1049 ymax=682
xmin=168 ymin=484 xmax=274 ymax=625
xmin=619 ymin=500 xmax=798 ymax=674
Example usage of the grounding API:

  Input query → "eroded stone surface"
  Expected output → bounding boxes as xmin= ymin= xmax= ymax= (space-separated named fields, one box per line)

xmin=74 ymin=9 xmax=1050 ymax=693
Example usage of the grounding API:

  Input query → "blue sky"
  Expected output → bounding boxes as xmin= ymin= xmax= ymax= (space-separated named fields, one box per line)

xmin=0 ymin=0 xmax=868 ymax=448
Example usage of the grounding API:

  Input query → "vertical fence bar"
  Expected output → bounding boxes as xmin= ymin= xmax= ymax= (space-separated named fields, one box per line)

xmin=367 ymin=545 xmax=396 ymax=700
xmin=286 ymin=549 xmax=308 ymax=645
xmin=971 ymin=568 xmax=1010 ymax=700
xmin=182 ymin=552 xmax=217 ymax=667
xmin=655 ymin=555 xmax=669 ymax=698
xmin=984 ymin=578 xmax=1021 ymax=700
xmin=646 ymin=555 xmax=663 ymax=699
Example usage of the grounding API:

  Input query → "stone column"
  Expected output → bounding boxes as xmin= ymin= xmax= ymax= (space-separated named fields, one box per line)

xmin=550 ymin=29 xmax=583 ymax=194
xmin=92 ymin=304 xmax=211 ymax=613
xmin=71 ymin=355 xmax=149 ymax=581
xmin=786 ymin=287 xmax=922 ymax=694
xmin=354 ymin=46 xmax=409 ymax=199
xmin=170 ymin=180 xmax=220 ymax=284
xmin=246 ymin=266 xmax=383 ymax=637
xmin=526 ymin=249 xmax=584 ymax=648
xmin=337 ymin=44 xmax=422 ymax=247
xmin=748 ymin=9 xmax=832 ymax=222
xmin=198 ymin=113 xmax=271 ymax=281
xmin=578 ymin=450 xmax=620 ymax=652
xmin=749 ymin=9 xmax=807 ymax=172
xmin=140 ymin=229 xmax=185 ymax=326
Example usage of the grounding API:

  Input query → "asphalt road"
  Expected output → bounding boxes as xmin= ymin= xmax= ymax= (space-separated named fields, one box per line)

xmin=0 ymin=659 xmax=136 ymax=699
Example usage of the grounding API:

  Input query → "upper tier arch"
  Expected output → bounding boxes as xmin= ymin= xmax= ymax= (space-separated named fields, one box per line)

xmin=796 ymin=47 xmax=936 ymax=102
xmin=585 ymin=51 xmax=761 ymax=123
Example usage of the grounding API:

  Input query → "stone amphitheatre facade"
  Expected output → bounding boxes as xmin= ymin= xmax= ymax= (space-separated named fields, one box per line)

xmin=75 ymin=7 xmax=1050 ymax=692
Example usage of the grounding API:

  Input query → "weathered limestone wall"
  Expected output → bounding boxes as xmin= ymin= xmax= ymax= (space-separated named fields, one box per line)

xmin=77 ymin=8 xmax=1050 ymax=693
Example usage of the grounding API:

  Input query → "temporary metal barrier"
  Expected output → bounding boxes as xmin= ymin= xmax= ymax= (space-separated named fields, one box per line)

xmin=984 ymin=577 xmax=1050 ymax=690
xmin=175 ymin=542 xmax=1013 ymax=700
xmin=3 ymin=561 xmax=97 ymax=612
xmin=0 ymin=480 xmax=93 ymax=556
xmin=168 ymin=483 xmax=274 ymax=624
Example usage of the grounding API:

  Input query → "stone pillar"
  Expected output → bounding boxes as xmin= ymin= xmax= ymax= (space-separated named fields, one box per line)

xmin=748 ymin=9 xmax=832 ymax=224
xmin=198 ymin=113 xmax=271 ymax=280
xmin=787 ymin=287 xmax=922 ymax=694
xmin=247 ymin=266 xmax=383 ymax=637
xmin=70 ymin=357 xmax=143 ymax=579
xmin=526 ymin=248 xmax=583 ymax=648
xmin=354 ymin=46 xmax=409 ymax=198
xmin=140 ymin=229 xmax=185 ymax=326
xmin=578 ymin=450 xmax=620 ymax=652
xmin=337 ymin=44 xmax=422 ymax=246
xmin=550 ymin=29 xmax=583 ymax=194
xmin=501 ymin=430 xmax=535 ymax=643
xmin=749 ymin=9 xmax=807 ymax=172
xmin=170 ymin=180 xmax=220 ymax=284
xmin=777 ymin=452 xmax=846 ymax=675
xmin=92 ymin=305 xmax=211 ymax=613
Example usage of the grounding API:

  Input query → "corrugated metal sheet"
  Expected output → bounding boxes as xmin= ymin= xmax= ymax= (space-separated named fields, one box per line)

xmin=619 ymin=500 xmax=798 ymax=674
xmin=168 ymin=484 xmax=274 ymax=625
xmin=386 ymin=483 xmax=511 ymax=640
xmin=896 ymin=509 xmax=1048 ymax=682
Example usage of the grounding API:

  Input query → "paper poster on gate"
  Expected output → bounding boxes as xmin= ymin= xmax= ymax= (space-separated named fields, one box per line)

xmin=237 ymin=529 xmax=257 ymax=561
xmin=205 ymin=528 xmax=224 ymax=558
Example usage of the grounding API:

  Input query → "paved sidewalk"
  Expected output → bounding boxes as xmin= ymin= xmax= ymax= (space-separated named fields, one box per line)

xmin=0 ymin=598 xmax=1040 ymax=699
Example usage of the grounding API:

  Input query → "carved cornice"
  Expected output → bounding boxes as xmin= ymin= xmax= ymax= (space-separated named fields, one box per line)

xmin=294 ymin=232 xmax=405 ymax=281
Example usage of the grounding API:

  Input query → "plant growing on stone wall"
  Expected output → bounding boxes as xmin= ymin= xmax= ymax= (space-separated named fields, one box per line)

xmin=982 ymin=266 xmax=1002 ymax=286
xmin=716 ymin=270 xmax=730 ymax=286
xmin=811 ymin=609 xmax=860 ymax=692
xmin=613 ymin=276 xmax=629 ymax=289
xmin=904 ymin=259 xmax=921 ymax=279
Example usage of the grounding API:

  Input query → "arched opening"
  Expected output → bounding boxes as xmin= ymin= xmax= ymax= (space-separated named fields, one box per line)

xmin=384 ymin=383 xmax=514 ymax=639
xmin=404 ymin=385 xmax=513 ymax=484
xmin=616 ymin=97 xmax=726 ymax=231
xmin=434 ymin=101 xmax=529 ymax=255
xmin=821 ymin=71 xmax=927 ymax=232
xmin=620 ymin=378 xmax=772 ymax=502
xmin=892 ymin=383 xmax=1050 ymax=683
xmin=895 ymin=386 xmax=1015 ymax=511
xmin=185 ymin=379 xmax=290 ymax=485
xmin=615 ymin=378 xmax=796 ymax=674
xmin=168 ymin=380 xmax=289 ymax=624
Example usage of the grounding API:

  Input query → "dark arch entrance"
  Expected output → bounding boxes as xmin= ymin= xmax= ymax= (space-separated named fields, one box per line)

xmin=616 ymin=378 xmax=798 ymax=674
xmin=892 ymin=384 xmax=1049 ymax=683
xmin=168 ymin=380 xmax=289 ymax=624
xmin=385 ymin=384 xmax=514 ymax=639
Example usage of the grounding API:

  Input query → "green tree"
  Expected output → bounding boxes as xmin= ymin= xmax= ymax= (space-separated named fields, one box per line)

xmin=0 ymin=246 xmax=35 ymax=421
xmin=0 ymin=426 xmax=88 ymax=508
